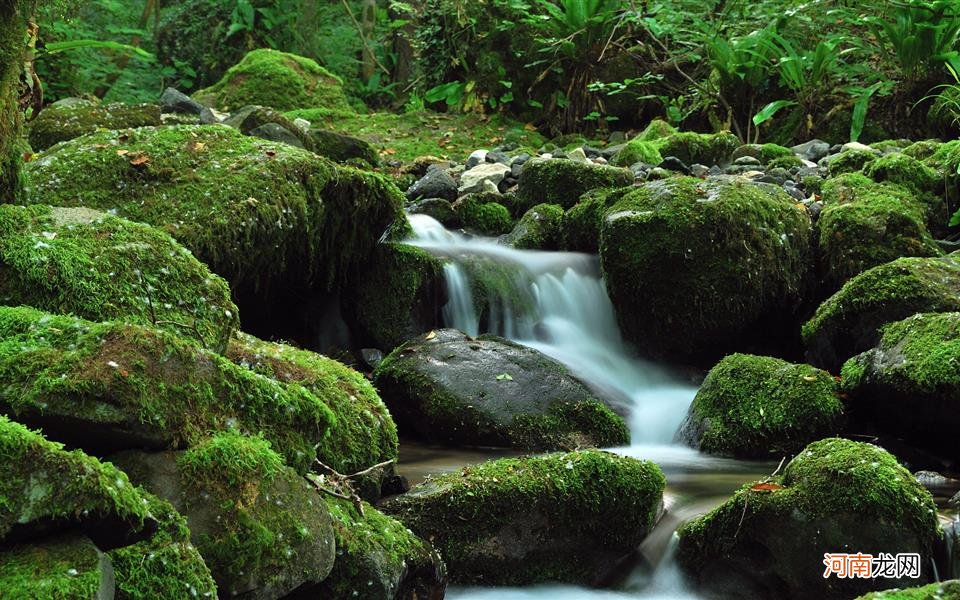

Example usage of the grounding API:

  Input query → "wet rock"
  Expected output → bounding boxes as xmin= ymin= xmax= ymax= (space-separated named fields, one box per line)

xmin=306 ymin=128 xmax=380 ymax=166
xmin=677 ymin=438 xmax=942 ymax=600
xmin=160 ymin=87 xmax=205 ymax=115
xmin=408 ymin=197 xmax=459 ymax=227
xmin=501 ymin=203 xmax=564 ymax=250
xmin=373 ymin=329 xmax=629 ymax=450
xmin=515 ymin=158 xmax=633 ymax=213
xmin=382 ymin=451 xmax=665 ymax=586
xmin=407 ymin=168 xmax=458 ymax=202
xmin=249 ymin=122 xmax=304 ymax=148
xmin=658 ymin=155 xmax=690 ymax=174
xmin=792 ymin=139 xmax=831 ymax=162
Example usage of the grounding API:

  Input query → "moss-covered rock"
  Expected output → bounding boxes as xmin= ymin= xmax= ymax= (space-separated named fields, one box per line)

xmin=677 ymin=438 xmax=942 ymax=600
xmin=816 ymin=184 xmax=942 ymax=292
xmin=802 ymin=253 xmax=960 ymax=371
xmin=515 ymin=158 xmax=633 ymax=213
xmin=767 ymin=154 xmax=804 ymax=170
xmin=24 ymin=125 xmax=405 ymax=297
xmin=863 ymin=152 xmax=940 ymax=193
xmin=0 ymin=204 xmax=238 ymax=350
xmin=654 ymin=131 xmax=740 ymax=166
xmin=28 ymin=99 xmax=162 ymax=150
xmin=731 ymin=143 xmax=794 ymax=164
xmin=827 ymin=149 xmax=879 ymax=175
xmin=0 ymin=415 xmax=152 ymax=545
xmin=382 ymin=450 xmax=665 ymax=586
xmin=559 ymin=186 xmax=630 ymax=253
xmin=112 ymin=433 xmax=336 ymax=599
xmin=192 ymin=48 xmax=353 ymax=112
xmin=637 ymin=119 xmax=677 ymax=141
xmin=0 ymin=306 xmax=332 ymax=472
xmin=903 ymin=140 xmax=943 ymax=162
xmin=225 ymin=332 xmax=397 ymax=478
xmin=678 ymin=354 xmax=844 ymax=458
xmin=455 ymin=196 xmax=513 ymax=235
xmin=347 ymin=242 xmax=444 ymax=352
xmin=305 ymin=128 xmax=380 ymax=166
xmin=841 ymin=312 xmax=960 ymax=462
xmin=821 ymin=172 xmax=876 ymax=206
xmin=611 ymin=138 xmax=663 ymax=167
xmin=600 ymin=176 xmax=812 ymax=362
xmin=373 ymin=329 xmax=629 ymax=450
xmin=109 ymin=494 xmax=217 ymax=600
xmin=501 ymin=203 xmax=564 ymax=249
xmin=856 ymin=580 xmax=960 ymax=600
xmin=309 ymin=498 xmax=446 ymax=599
xmin=0 ymin=534 xmax=115 ymax=599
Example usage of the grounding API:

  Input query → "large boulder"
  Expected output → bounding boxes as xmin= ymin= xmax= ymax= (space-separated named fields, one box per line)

xmin=306 ymin=498 xmax=446 ymax=599
xmin=192 ymin=49 xmax=353 ymax=112
xmin=0 ymin=534 xmax=116 ymax=599
xmin=816 ymin=180 xmax=941 ymax=293
xmin=0 ymin=306 xmax=332 ymax=472
xmin=0 ymin=204 xmax=238 ymax=351
xmin=677 ymin=438 xmax=942 ymax=600
xmin=0 ymin=415 xmax=153 ymax=547
xmin=677 ymin=354 xmax=845 ymax=458
xmin=515 ymin=158 xmax=633 ymax=213
xmin=841 ymin=312 xmax=960 ymax=462
xmin=373 ymin=329 xmax=629 ymax=450
xmin=559 ymin=186 xmax=630 ymax=253
xmin=112 ymin=433 xmax=336 ymax=599
xmin=654 ymin=131 xmax=740 ymax=166
xmin=108 ymin=494 xmax=218 ymax=600
xmin=600 ymin=176 xmax=812 ymax=363
xmin=802 ymin=253 xmax=960 ymax=372
xmin=23 ymin=125 xmax=405 ymax=324
xmin=502 ymin=203 xmax=564 ymax=250
xmin=28 ymin=99 xmax=162 ymax=150
xmin=225 ymin=332 xmax=397 ymax=479
xmin=382 ymin=450 xmax=665 ymax=586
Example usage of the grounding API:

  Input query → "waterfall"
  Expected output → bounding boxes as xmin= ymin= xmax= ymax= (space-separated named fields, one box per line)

xmin=406 ymin=213 xmax=697 ymax=445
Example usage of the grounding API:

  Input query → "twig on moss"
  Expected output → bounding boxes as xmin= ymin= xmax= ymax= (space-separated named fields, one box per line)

xmin=308 ymin=457 xmax=397 ymax=516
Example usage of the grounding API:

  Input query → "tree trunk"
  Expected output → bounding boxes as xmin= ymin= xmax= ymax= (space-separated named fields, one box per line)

xmin=1 ymin=0 xmax=30 ymax=203
xmin=360 ymin=0 xmax=377 ymax=80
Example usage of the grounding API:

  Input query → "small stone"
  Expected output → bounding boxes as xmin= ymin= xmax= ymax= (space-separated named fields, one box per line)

xmin=659 ymin=156 xmax=691 ymax=175
xmin=466 ymin=149 xmax=488 ymax=169
xmin=458 ymin=162 xmax=511 ymax=194
xmin=248 ymin=123 xmax=305 ymax=149
xmin=292 ymin=118 xmax=311 ymax=132
xmin=841 ymin=141 xmax=880 ymax=155
xmin=567 ymin=147 xmax=588 ymax=163
xmin=406 ymin=169 xmax=458 ymax=202
xmin=199 ymin=107 xmax=227 ymax=125
xmin=734 ymin=156 xmax=762 ymax=166
xmin=160 ymin=87 xmax=204 ymax=115
xmin=791 ymin=139 xmax=831 ymax=162
xmin=485 ymin=150 xmax=510 ymax=165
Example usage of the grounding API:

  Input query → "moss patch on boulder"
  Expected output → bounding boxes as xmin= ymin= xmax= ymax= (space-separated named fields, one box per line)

xmin=515 ymin=158 xmax=633 ymax=213
xmin=654 ymin=131 xmax=739 ymax=166
xmin=677 ymin=438 xmax=942 ymax=600
xmin=559 ymin=186 xmax=630 ymax=253
xmin=802 ymin=253 xmax=960 ymax=372
xmin=192 ymin=48 xmax=352 ymax=112
xmin=827 ymin=149 xmax=878 ymax=175
xmin=0 ymin=534 xmax=113 ymax=598
xmin=678 ymin=354 xmax=844 ymax=458
xmin=841 ymin=312 xmax=960 ymax=461
xmin=383 ymin=450 xmax=665 ymax=586
xmin=455 ymin=196 xmax=514 ymax=235
xmin=502 ymin=203 xmax=564 ymax=249
xmin=0 ymin=204 xmax=238 ymax=350
xmin=600 ymin=176 xmax=812 ymax=362
xmin=28 ymin=100 xmax=162 ymax=151
xmin=612 ymin=138 xmax=663 ymax=167
xmin=24 ymin=125 xmax=404 ymax=296
xmin=0 ymin=306 xmax=332 ymax=472
xmin=863 ymin=152 xmax=940 ymax=193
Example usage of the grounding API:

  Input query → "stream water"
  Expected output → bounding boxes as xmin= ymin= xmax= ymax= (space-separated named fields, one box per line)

xmin=398 ymin=214 xmax=958 ymax=599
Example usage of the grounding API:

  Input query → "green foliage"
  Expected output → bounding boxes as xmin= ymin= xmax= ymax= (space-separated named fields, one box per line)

xmin=869 ymin=0 xmax=960 ymax=81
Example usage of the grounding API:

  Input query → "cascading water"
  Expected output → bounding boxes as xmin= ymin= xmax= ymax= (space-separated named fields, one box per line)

xmin=406 ymin=213 xmax=697 ymax=445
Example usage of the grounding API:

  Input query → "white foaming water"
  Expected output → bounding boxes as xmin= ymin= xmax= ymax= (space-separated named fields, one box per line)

xmin=406 ymin=213 xmax=696 ymax=444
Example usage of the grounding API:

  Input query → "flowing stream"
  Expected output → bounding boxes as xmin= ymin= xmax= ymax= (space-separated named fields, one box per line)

xmin=399 ymin=214 xmax=959 ymax=599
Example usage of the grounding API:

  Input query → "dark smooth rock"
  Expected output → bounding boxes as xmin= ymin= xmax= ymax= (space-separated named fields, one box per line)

xmin=160 ymin=87 xmax=205 ymax=115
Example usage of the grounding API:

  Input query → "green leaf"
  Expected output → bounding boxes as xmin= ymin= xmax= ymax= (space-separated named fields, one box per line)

xmin=850 ymin=82 xmax=882 ymax=142
xmin=42 ymin=39 xmax=153 ymax=59
xmin=752 ymin=100 xmax=797 ymax=126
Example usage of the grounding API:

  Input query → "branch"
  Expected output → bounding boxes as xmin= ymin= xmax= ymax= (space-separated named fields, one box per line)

xmin=340 ymin=0 xmax=391 ymax=77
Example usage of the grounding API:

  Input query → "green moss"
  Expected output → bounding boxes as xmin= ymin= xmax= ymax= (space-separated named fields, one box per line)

xmin=457 ymin=197 xmax=513 ymax=235
xmin=683 ymin=354 xmax=844 ymax=458
xmin=0 ymin=306 xmax=332 ymax=473
xmin=515 ymin=158 xmax=633 ymax=213
xmin=226 ymin=332 xmax=398 ymax=476
xmin=24 ymin=125 xmax=404 ymax=294
xmin=503 ymin=203 xmax=564 ymax=249
xmin=903 ymin=140 xmax=943 ymax=161
xmin=559 ymin=186 xmax=630 ymax=253
xmin=855 ymin=580 xmax=960 ymax=599
xmin=109 ymin=494 xmax=218 ymax=600
xmin=612 ymin=138 xmax=663 ymax=167
xmin=306 ymin=128 xmax=380 ymax=166
xmin=286 ymin=108 xmax=546 ymax=164
xmin=28 ymin=100 xmax=162 ymax=150
xmin=0 ymin=1 xmax=26 ymax=203
xmin=637 ymin=119 xmax=677 ymax=141
xmin=758 ymin=143 xmax=794 ymax=163
xmin=461 ymin=257 xmax=536 ymax=324
xmin=816 ymin=186 xmax=942 ymax=291
xmin=0 ymin=415 xmax=150 ymax=538
xmin=840 ymin=312 xmax=960 ymax=458
xmin=0 ymin=534 xmax=106 ymax=599
xmin=350 ymin=242 xmax=444 ymax=351
xmin=802 ymin=253 xmax=960 ymax=371
xmin=863 ymin=153 xmax=939 ymax=193
xmin=0 ymin=203 xmax=238 ymax=350
xmin=653 ymin=131 xmax=740 ymax=166
xmin=317 ymin=497 xmax=441 ymax=599
xmin=677 ymin=438 xmax=942 ymax=597
xmin=600 ymin=176 xmax=811 ymax=361
xmin=821 ymin=172 xmax=876 ymax=205
xmin=384 ymin=450 xmax=665 ymax=585
xmin=767 ymin=154 xmax=804 ymax=170
xmin=827 ymin=149 xmax=878 ymax=175
xmin=178 ymin=431 xmax=284 ymax=491
xmin=192 ymin=48 xmax=352 ymax=112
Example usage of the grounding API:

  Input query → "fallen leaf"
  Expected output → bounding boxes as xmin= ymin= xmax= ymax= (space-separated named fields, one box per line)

xmin=22 ymin=152 xmax=33 ymax=163
xmin=802 ymin=375 xmax=818 ymax=382
xmin=116 ymin=149 xmax=129 ymax=157
xmin=750 ymin=482 xmax=784 ymax=492
xmin=186 ymin=140 xmax=206 ymax=153
xmin=129 ymin=153 xmax=150 ymax=167
xmin=496 ymin=373 xmax=513 ymax=381
xmin=524 ymin=123 xmax=537 ymax=132
xmin=425 ymin=331 xmax=437 ymax=340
